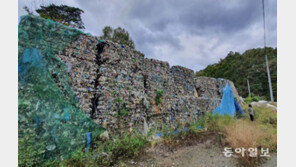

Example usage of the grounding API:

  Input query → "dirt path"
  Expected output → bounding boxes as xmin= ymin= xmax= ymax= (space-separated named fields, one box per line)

xmin=115 ymin=138 xmax=276 ymax=167
xmin=135 ymin=143 xmax=237 ymax=167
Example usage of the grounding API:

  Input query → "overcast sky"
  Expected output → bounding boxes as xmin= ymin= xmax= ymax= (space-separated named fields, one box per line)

xmin=18 ymin=0 xmax=277 ymax=71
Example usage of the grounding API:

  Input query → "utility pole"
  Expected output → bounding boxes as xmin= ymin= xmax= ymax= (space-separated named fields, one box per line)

xmin=247 ymin=79 xmax=251 ymax=96
xmin=261 ymin=0 xmax=274 ymax=102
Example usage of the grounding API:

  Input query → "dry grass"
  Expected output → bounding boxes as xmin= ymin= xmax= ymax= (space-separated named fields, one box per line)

xmin=225 ymin=120 xmax=266 ymax=149
xmin=225 ymin=120 xmax=268 ymax=166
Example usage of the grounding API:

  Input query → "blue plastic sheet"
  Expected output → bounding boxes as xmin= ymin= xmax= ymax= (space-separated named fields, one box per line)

xmin=234 ymin=99 xmax=243 ymax=115
xmin=213 ymin=82 xmax=236 ymax=117
xmin=86 ymin=132 xmax=91 ymax=151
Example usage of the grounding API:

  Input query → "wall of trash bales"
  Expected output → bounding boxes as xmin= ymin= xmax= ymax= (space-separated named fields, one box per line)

xmin=19 ymin=15 xmax=243 ymax=137
xmin=56 ymin=37 xmax=243 ymax=133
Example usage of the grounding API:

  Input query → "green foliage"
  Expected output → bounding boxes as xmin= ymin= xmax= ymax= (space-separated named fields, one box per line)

xmin=196 ymin=48 xmax=277 ymax=101
xmin=101 ymin=26 xmax=112 ymax=40
xmin=254 ymin=105 xmax=277 ymax=128
xmin=244 ymin=95 xmax=264 ymax=104
xmin=18 ymin=133 xmax=47 ymax=167
xmin=100 ymin=26 xmax=135 ymax=49
xmin=154 ymin=90 xmax=164 ymax=105
xmin=204 ymin=113 xmax=235 ymax=132
xmin=105 ymin=133 xmax=149 ymax=160
xmin=54 ymin=149 xmax=97 ymax=167
xmin=247 ymin=104 xmax=277 ymax=151
xmin=114 ymin=97 xmax=129 ymax=117
xmin=57 ymin=132 xmax=149 ymax=167
xmin=36 ymin=4 xmax=85 ymax=29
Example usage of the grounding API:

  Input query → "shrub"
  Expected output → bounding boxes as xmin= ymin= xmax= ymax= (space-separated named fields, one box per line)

xmin=205 ymin=113 xmax=235 ymax=132
xmin=154 ymin=90 xmax=164 ymax=105
xmin=109 ymin=133 xmax=149 ymax=159
xmin=58 ymin=132 xmax=149 ymax=166
xmin=253 ymin=105 xmax=277 ymax=128
xmin=56 ymin=150 xmax=97 ymax=167
xmin=18 ymin=133 xmax=46 ymax=167
xmin=245 ymin=95 xmax=265 ymax=104
xmin=114 ymin=97 xmax=129 ymax=117
xmin=252 ymin=105 xmax=277 ymax=151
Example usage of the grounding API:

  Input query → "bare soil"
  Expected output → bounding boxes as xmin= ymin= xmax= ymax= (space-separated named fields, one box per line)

xmin=115 ymin=133 xmax=276 ymax=167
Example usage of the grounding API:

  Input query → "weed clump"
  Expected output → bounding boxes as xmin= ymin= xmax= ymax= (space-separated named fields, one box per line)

xmin=154 ymin=90 xmax=163 ymax=105
xmin=58 ymin=132 xmax=149 ymax=167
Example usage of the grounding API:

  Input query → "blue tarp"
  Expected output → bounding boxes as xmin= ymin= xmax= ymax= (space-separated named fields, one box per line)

xmin=213 ymin=82 xmax=236 ymax=117
xmin=234 ymin=99 xmax=243 ymax=115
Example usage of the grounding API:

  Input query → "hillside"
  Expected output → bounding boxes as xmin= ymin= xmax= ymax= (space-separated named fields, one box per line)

xmin=196 ymin=47 xmax=277 ymax=101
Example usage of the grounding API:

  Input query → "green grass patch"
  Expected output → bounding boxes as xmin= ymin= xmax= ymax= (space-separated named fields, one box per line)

xmin=55 ymin=132 xmax=149 ymax=167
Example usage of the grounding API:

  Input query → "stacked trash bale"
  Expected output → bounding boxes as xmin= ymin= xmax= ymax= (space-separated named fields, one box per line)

xmin=95 ymin=41 xmax=146 ymax=132
xmin=195 ymin=77 xmax=223 ymax=98
xmin=195 ymin=76 xmax=243 ymax=108
xmin=194 ymin=77 xmax=243 ymax=112
xmin=169 ymin=66 xmax=200 ymax=124
xmin=20 ymin=16 xmax=243 ymax=133
xmin=56 ymin=35 xmax=98 ymax=115
xmin=19 ymin=16 xmax=246 ymax=164
xmin=142 ymin=58 xmax=174 ymax=128
xmin=195 ymin=77 xmax=222 ymax=113
xmin=54 ymin=38 xmax=243 ymax=133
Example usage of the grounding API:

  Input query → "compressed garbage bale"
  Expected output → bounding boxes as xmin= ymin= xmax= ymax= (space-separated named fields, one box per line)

xmin=167 ymin=66 xmax=200 ymax=126
xmin=19 ymin=15 xmax=248 ymax=160
xmin=195 ymin=77 xmax=243 ymax=109
xmin=214 ymin=78 xmax=244 ymax=107
xmin=55 ymin=35 xmax=99 ymax=116
xmin=196 ymin=97 xmax=221 ymax=113
xmin=142 ymin=58 xmax=173 ymax=117
xmin=95 ymin=40 xmax=146 ymax=132
xmin=195 ymin=77 xmax=222 ymax=99
xmin=170 ymin=66 xmax=197 ymax=96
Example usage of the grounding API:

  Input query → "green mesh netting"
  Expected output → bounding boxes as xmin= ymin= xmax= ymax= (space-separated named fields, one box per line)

xmin=18 ymin=15 xmax=83 ymax=57
xmin=18 ymin=15 xmax=103 ymax=166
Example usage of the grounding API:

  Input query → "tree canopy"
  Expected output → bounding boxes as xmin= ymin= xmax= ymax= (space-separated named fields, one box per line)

xmin=196 ymin=47 xmax=277 ymax=101
xmin=36 ymin=4 xmax=85 ymax=29
xmin=100 ymin=26 xmax=135 ymax=49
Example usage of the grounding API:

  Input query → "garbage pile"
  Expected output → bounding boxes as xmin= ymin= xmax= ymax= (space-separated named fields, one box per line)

xmin=195 ymin=77 xmax=244 ymax=107
xmin=168 ymin=66 xmax=200 ymax=124
xmin=142 ymin=58 xmax=174 ymax=128
xmin=19 ymin=15 xmax=244 ymax=137
xmin=95 ymin=41 xmax=147 ymax=132
xmin=56 ymin=35 xmax=99 ymax=115
xmin=56 ymin=39 xmax=244 ymax=133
